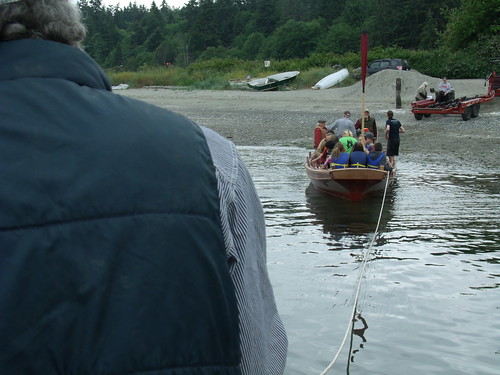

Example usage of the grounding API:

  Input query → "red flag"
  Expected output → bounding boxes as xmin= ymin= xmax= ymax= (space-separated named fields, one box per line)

xmin=361 ymin=32 xmax=368 ymax=93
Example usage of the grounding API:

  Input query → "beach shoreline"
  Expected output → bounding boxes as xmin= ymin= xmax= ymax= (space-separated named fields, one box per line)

xmin=116 ymin=69 xmax=500 ymax=168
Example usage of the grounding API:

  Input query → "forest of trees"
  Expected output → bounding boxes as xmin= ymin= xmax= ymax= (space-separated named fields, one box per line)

xmin=78 ymin=0 xmax=499 ymax=75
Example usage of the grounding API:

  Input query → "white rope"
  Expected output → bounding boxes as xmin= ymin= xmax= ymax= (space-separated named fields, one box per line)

xmin=320 ymin=173 xmax=391 ymax=374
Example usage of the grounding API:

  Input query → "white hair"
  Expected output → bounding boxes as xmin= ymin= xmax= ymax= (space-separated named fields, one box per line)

xmin=0 ymin=0 xmax=86 ymax=47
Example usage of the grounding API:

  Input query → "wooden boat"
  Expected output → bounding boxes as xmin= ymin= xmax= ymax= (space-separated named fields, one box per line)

xmin=312 ymin=68 xmax=349 ymax=90
xmin=247 ymin=71 xmax=300 ymax=91
xmin=305 ymin=153 xmax=395 ymax=202
xmin=305 ymin=33 xmax=395 ymax=202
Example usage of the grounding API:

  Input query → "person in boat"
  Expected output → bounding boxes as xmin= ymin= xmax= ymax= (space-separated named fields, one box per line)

xmin=314 ymin=139 xmax=337 ymax=166
xmin=367 ymin=142 xmax=393 ymax=171
xmin=348 ymin=142 xmax=367 ymax=168
xmin=385 ymin=110 xmax=405 ymax=167
xmin=354 ymin=110 xmax=378 ymax=140
xmin=314 ymin=131 xmax=337 ymax=156
xmin=0 ymin=1 xmax=287 ymax=374
xmin=313 ymin=119 xmax=327 ymax=149
xmin=324 ymin=142 xmax=349 ymax=169
xmin=313 ymin=132 xmax=338 ymax=164
xmin=436 ymin=77 xmax=454 ymax=103
xmin=360 ymin=131 xmax=375 ymax=152
xmin=338 ymin=129 xmax=358 ymax=153
xmin=415 ymin=82 xmax=429 ymax=101
xmin=327 ymin=110 xmax=356 ymax=138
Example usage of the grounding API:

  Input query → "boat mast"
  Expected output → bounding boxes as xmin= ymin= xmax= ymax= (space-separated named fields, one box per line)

xmin=360 ymin=32 xmax=369 ymax=148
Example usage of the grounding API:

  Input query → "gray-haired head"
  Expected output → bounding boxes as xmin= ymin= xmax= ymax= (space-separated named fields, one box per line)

xmin=0 ymin=0 xmax=86 ymax=47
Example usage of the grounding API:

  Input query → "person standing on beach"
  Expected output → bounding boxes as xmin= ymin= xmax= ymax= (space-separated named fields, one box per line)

xmin=0 ymin=1 xmax=287 ymax=374
xmin=385 ymin=110 xmax=405 ymax=167
xmin=327 ymin=110 xmax=356 ymax=138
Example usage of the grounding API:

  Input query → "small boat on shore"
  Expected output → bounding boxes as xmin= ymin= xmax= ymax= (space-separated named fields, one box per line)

xmin=247 ymin=71 xmax=300 ymax=91
xmin=305 ymin=153 xmax=395 ymax=202
xmin=312 ymin=68 xmax=349 ymax=90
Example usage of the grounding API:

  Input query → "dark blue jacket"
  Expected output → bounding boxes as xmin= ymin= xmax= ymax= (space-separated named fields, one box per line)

xmin=348 ymin=151 xmax=367 ymax=168
xmin=367 ymin=152 xmax=385 ymax=169
xmin=0 ymin=39 xmax=241 ymax=375
xmin=330 ymin=152 xmax=349 ymax=169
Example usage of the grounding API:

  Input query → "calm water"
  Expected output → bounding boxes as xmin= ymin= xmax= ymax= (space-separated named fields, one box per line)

xmin=237 ymin=146 xmax=500 ymax=375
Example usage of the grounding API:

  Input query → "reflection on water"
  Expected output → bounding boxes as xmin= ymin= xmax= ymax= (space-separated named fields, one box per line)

xmin=349 ymin=314 xmax=369 ymax=365
xmin=305 ymin=183 xmax=394 ymax=237
xmin=237 ymin=146 xmax=500 ymax=375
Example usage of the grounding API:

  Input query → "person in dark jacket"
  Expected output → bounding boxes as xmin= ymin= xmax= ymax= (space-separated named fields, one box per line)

xmin=0 ymin=1 xmax=287 ymax=374
xmin=348 ymin=142 xmax=367 ymax=168
xmin=354 ymin=110 xmax=378 ymax=140
xmin=367 ymin=143 xmax=393 ymax=171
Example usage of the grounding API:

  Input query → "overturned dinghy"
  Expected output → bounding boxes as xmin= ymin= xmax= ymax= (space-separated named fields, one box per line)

xmin=247 ymin=71 xmax=300 ymax=91
xmin=312 ymin=68 xmax=349 ymax=90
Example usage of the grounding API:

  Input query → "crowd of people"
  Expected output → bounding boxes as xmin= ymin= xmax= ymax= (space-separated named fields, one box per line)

xmin=312 ymin=110 xmax=405 ymax=170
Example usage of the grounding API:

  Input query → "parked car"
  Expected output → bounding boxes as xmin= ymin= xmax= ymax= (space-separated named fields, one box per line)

xmin=367 ymin=58 xmax=410 ymax=75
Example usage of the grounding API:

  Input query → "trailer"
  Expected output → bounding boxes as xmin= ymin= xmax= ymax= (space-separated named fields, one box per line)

xmin=411 ymin=58 xmax=499 ymax=121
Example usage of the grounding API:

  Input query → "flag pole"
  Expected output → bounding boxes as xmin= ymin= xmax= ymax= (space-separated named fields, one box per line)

xmin=360 ymin=32 xmax=369 ymax=148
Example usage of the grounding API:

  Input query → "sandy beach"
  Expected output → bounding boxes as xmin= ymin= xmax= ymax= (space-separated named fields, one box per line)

xmin=116 ymin=69 xmax=500 ymax=168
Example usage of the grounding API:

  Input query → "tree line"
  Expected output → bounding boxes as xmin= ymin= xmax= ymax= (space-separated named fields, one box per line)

xmin=78 ymin=0 xmax=499 ymax=76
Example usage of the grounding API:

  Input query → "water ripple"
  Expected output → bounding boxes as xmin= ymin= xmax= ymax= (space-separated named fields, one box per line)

xmin=237 ymin=145 xmax=500 ymax=375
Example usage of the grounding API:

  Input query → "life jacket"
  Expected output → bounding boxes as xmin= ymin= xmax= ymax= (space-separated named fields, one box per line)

xmin=330 ymin=152 xmax=349 ymax=169
xmin=349 ymin=151 xmax=367 ymax=168
xmin=367 ymin=152 xmax=385 ymax=169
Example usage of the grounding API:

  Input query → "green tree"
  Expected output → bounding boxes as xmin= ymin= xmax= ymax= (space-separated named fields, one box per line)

xmin=79 ymin=0 xmax=122 ymax=66
xmin=131 ymin=2 xmax=166 ymax=51
xmin=366 ymin=0 xmax=459 ymax=49
xmin=253 ymin=0 xmax=279 ymax=35
xmin=277 ymin=0 xmax=312 ymax=22
xmin=418 ymin=10 xmax=439 ymax=49
xmin=440 ymin=0 xmax=500 ymax=50
xmin=240 ymin=32 xmax=266 ymax=59
xmin=269 ymin=19 xmax=322 ymax=59
xmin=317 ymin=21 xmax=360 ymax=55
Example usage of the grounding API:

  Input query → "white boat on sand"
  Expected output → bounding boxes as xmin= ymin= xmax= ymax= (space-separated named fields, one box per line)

xmin=247 ymin=71 xmax=300 ymax=91
xmin=312 ymin=68 xmax=349 ymax=90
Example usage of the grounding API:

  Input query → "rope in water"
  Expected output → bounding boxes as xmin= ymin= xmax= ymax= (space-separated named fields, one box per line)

xmin=319 ymin=173 xmax=391 ymax=375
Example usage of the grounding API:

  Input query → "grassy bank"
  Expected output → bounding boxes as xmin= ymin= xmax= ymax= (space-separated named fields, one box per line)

xmin=105 ymin=47 xmax=496 ymax=89
xmin=106 ymin=65 xmax=359 ymax=90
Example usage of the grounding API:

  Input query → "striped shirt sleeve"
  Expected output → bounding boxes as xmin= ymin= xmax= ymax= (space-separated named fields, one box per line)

xmin=201 ymin=126 xmax=288 ymax=375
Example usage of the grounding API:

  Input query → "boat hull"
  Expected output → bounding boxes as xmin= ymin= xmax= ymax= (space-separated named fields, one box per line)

xmin=312 ymin=68 xmax=349 ymax=90
xmin=305 ymin=158 xmax=394 ymax=201
xmin=247 ymin=71 xmax=300 ymax=91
